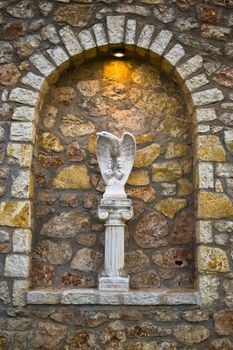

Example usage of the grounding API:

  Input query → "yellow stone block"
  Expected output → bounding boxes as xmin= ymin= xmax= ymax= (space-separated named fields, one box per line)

xmin=52 ymin=165 xmax=90 ymax=189
xmin=38 ymin=132 xmax=64 ymax=153
xmin=197 ymin=135 xmax=226 ymax=161
xmin=156 ymin=198 xmax=187 ymax=218
xmin=87 ymin=134 xmax=97 ymax=154
xmin=198 ymin=192 xmax=233 ymax=219
xmin=178 ymin=179 xmax=193 ymax=196
xmin=7 ymin=143 xmax=33 ymax=167
xmin=0 ymin=201 xmax=31 ymax=228
xmin=198 ymin=245 xmax=229 ymax=272
xmin=127 ymin=171 xmax=150 ymax=186
xmin=165 ymin=142 xmax=189 ymax=159
xmin=135 ymin=134 xmax=155 ymax=144
xmin=152 ymin=161 xmax=183 ymax=182
xmin=134 ymin=144 xmax=160 ymax=168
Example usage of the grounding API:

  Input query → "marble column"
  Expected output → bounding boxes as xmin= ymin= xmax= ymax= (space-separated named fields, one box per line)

xmin=97 ymin=198 xmax=133 ymax=291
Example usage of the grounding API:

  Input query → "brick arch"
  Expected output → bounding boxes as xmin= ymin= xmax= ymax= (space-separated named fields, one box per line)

xmin=4 ymin=16 xmax=224 ymax=306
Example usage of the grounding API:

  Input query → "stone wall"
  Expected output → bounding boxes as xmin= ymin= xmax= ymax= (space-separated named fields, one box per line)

xmin=32 ymin=58 xmax=194 ymax=290
xmin=0 ymin=0 xmax=233 ymax=349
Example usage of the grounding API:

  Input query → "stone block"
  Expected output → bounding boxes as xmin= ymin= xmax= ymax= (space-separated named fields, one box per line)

xmin=162 ymin=44 xmax=185 ymax=72
xmin=196 ymin=162 xmax=214 ymax=189
xmin=185 ymin=73 xmax=209 ymax=91
xmin=127 ymin=170 xmax=149 ymax=186
xmin=47 ymin=46 xmax=69 ymax=66
xmin=214 ymin=310 xmax=233 ymax=335
xmin=198 ymin=192 xmax=233 ymax=218
xmin=150 ymin=30 xmax=173 ymax=56
xmin=52 ymin=165 xmax=90 ymax=189
xmin=12 ymin=106 xmax=36 ymax=122
xmin=30 ymin=53 xmax=55 ymax=76
xmin=198 ymin=274 xmax=219 ymax=306
xmin=198 ymin=245 xmax=229 ymax=272
xmin=0 ymin=229 xmax=10 ymax=242
xmin=216 ymin=163 xmax=233 ymax=177
xmin=7 ymin=143 xmax=33 ymax=167
xmin=78 ymin=29 xmax=96 ymax=52
xmin=107 ymin=16 xmax=125 ymax=44
xmin=0 ymin=201 xmax=31 ymax=228
xmin=197 ymin=135 xmax=225 ymax=161
xmin=192 ymin=88 xmax=224 ymax=106
xmin=13 ymin=229 xmax=32 ymax=253
xmin=194 ymin=108 xmax=217 ymax=122
xmin=9 ymin=88 xmax=38 ymax=106
xmin=12 ymin=169 xmax=33 ymax=198
xmin=10 ymin=122 xmax=35 ymax=143
xmin=59 ymin=26 xmax=83 ymax=57
xmin=174 ymin=325 xmax=210 ymax=345
xmin=21 ymin=72 xmax=45 ymax=90
xmin=176 ymin=54 xmax=203 ymax=80
xmin=196 ymin=220 xmax=212 ymax=243
xmin=137 ymin=24 xmax=155 ymax=49
xmin=156 ymin=198 xmax=187 ymax=218
xmin=134 ymin=144 xmax=160 ymax=167
xmin=12 ymin=280 xmax=29 ymax=306
xmin=224 ymin=129 xmax=233 ymax=152
xmin=92 ymin=23 xmax=108 ymax=49
xmin=152 ymin=161 xmax=183 ymax=182
xmin=0 ymin=281 xmax=10 ymax=304
xmin=4 ymin=254 xmax=30 ymax=277
xmin=125 ymin=19 xmax=136 ymax=45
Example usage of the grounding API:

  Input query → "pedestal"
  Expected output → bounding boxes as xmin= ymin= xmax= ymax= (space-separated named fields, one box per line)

xmin=97 ymin=198 xmax=133 ymax=292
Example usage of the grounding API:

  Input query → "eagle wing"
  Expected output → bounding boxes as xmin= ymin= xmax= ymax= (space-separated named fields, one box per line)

xmin=96 ymin=134 xmax=113 ymax=184
xmin=120 ymin=132 xmax=136 ymax=185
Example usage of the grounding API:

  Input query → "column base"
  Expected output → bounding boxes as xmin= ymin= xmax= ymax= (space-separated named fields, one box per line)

xmin=98 ymin=276 xmax=129 ymax=292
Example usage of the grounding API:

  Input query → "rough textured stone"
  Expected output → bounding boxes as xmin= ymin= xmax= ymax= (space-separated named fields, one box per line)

xmin=40 ymin=211 xmax=90 ymax=238
xmin=125 ymin=250 xmax=149 ymax=273
xmin=172 ymin=212 xmax=193 ymax=243
xmin=33 ymin=240 xmax=72 ymax=265
xmin=32 ymin=263 xmax=54 ymax=286
xmin=33 ymin=321 xmax=67 ymax=349
xmin=67 ymin=142 xmax=86 ymax=162
xmin=100 ymin=321 xmax=126 ymax=349
xmin=62 ymin=272 xmax=95 ymax=288
xmin=198 ymin=245 xmax=229 ymax=272
xmin=214 ymin=66 xmax=233 ymax=88
xmin=153 ymin=248 xmax=192 ymax=269
xmin=7 ymin=143 xmax=33 ymax=167
xmin=38 ymin=132 xmax=64 ymax=152
xmin=0 ymin=281 xmax=10 ymax=304
xmin=135 ymin=211 xmax=168 ymax=248
xmin=130 ymin=270 xmax=160 ymax=289
xmin=71 ymin=248 xmax=102 ymax=272
xmin=198 ymin=192 xmax=233 ymax=218
xmin=182 ymin=309 xmax=209 ymax=322
xmin=4 ymin=254 xmax=29 ymax=278
xmin=206 ymin=338 xmax=233 ymax=350
xmin=157 ymin=198 xmax=187 ymax=218
xmin=51 ymin=86 xmax=76 ymax=104
xmin=214 ymin=310 xmax=233 ymax=335
xmin=197 ymin=135 xmax=225 ymax=161
xmin=152 ymin=161 xmax=183 ymax=182
xmin=197 ymin=5 xmax=222 ymax=24
xmin=174 ymin=325 xmax=209 ymax=345
xmin=12 ymin=169 xmax=33 ymax=199
xmin=38 ymin=154 xmax=63 ymax=168
xmin=127 ymin=171 xmax=149 ymax=186
xmin=43 ymin=105 xmax=57 ymax=128
xmin=165 ymin=142 xmax=188 ymax=159
xmin=216 ymin=163 xmax=233 ymax=177
xmin=67 ymin=331 xmax=97 ymax=350
xmin=134 ymin=144 xmax=160 ymax=168
xmin=59 ymin=114 xmax=95 ymax=137
xmin=0 ymin=201 xmax=31 ymax=228
xmin=0 ymin=63 xmax=20 ymax=86
xmin=12 ymin=228 xmax=31 ymax=253
xmin=126 ymin=187 xmax=156 ymax=203
xmin=199 ymin=275 xmax=219 ymax=306
xmin=54 ymin=5 xmax=92 ymax=27
xmin=52 ymin=165 xmax=90 ymax=189
xmin=128 ymin=321 xmax=172 ymax=337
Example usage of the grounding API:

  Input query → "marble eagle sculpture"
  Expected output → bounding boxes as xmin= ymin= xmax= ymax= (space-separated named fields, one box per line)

xmin=96 ymin=131 xmax=136 ymax=199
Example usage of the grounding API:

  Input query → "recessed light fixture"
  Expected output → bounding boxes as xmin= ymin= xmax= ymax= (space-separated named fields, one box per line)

xmin=112 ymin=48 xmax=126 ymax=58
